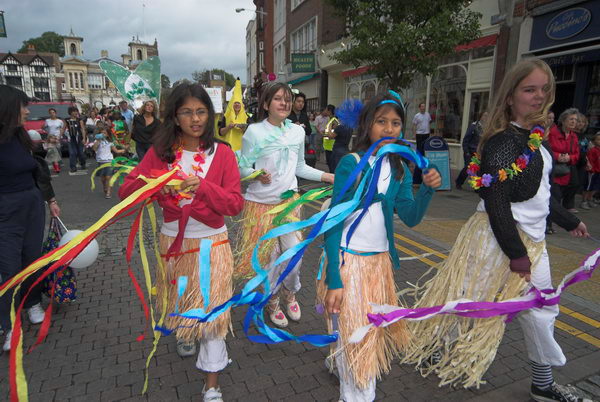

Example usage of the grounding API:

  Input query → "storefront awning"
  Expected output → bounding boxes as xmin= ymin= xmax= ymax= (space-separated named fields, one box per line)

xmin=341 ymin=66 xmax=371 ymax=78
xmin=288 ymin=72 xmax=319 ymax=85
xmin=455 ymin=34 xmax=498 ymax=52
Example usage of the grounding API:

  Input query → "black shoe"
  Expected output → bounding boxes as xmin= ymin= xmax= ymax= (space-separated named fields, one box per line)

xmin=545 ymin=227 xmax=556 ymax=235
xmin=530 ymin=382 xmax=591 ymax=402
xmin=456 ymin=183 xmax=463 ymax=190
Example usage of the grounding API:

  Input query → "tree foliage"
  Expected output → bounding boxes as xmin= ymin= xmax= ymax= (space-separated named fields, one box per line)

xmin=192 ymin=69 xmax=236 ymax=89
xmin=161 ymin=74 xmax=171 ymax=89
xmin=18 ymin=31 xmax=65 ymax=56
xmin=327 ymin=0 xmax=481 ymax=90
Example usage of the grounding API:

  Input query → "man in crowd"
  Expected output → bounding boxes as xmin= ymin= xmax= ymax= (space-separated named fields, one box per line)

xmin=412 ymin=102 xmax=432 ymax=183
xmin=119 ymin=100 xmax=134 ymax=134
xmin=62 ymin=106 xmax=88 ymax=174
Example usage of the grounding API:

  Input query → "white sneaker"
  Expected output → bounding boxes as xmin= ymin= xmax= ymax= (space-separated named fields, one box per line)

xmin=3 ymin=330 xmax=12 ymax=352
xmin=267 ymin=297 xmax=288 ymax=328
xmin=202 ymin=386 xmax=223 ymax=402
xmin=27 ymin=303 xmax=45 ymax=324
xmin=282 ymin=291 xmax=301 ymax=322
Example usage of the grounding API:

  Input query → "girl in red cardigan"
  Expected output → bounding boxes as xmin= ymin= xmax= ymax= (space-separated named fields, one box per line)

xmin=582 ymin=133 xmax=600 ymax=209
xmin=119 ymin=83 xmax=243 ymax=402
xmin=548 ymin=109 xmax=580 ymax=212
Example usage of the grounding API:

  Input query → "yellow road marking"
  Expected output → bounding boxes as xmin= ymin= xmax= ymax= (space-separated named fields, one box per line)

xmin=306 ymin=197 xmax=600 ymax=348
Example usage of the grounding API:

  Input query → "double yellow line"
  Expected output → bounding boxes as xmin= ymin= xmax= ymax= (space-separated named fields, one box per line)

xmin=305 ymin=199 xmax=600 ymax=348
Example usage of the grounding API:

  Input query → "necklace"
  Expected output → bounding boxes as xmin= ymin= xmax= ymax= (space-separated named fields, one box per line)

xmin=468 ymin=125 xmax=544 ymax=190
xmin=168 ymin=144 xmax=207 ymax=205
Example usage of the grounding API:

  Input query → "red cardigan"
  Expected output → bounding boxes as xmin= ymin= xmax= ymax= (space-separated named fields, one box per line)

xmin=119 ymin=143 xmax=244 ymax=254
xmin=587 ymin=146 xmax=600 ymax=173
xmin=548 ymin=125 xmax=580 ymax=186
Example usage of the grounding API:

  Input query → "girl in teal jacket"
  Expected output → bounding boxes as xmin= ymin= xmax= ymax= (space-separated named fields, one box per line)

xmin=317 ymin=92 xmax=441 ymax=401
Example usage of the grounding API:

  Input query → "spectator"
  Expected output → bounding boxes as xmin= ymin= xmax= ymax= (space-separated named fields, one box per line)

xmin=412 ymin=102 xmax=432 ymax=183
xmin=0 ymin=85 xmax=61 ymax=351
xmin=329 ymin=121 xmax=353 ymax=173
xmin=548 ymin=108 xmax=581 ymax=213
xmin=132 ymin=100 xmax=160 ymax=161
xmin=315 ymin=106 xmax=332 ymax=163
xmin=63 ymin=106 xmax=88 ymax=174
xmin=321 ymin=105 xmax=336 ymax=172
xmin=581 ymin=133 xmax=600 ymax=210
xmin=42 ymin=108 xmax=64 ymax=140
xmin=455 ymin=111 xmax=488 ymax=189
xmin=119 ymin=100 xmax=134 ymax=133
xmin=288 ymin=92 xmax=311 ymax=138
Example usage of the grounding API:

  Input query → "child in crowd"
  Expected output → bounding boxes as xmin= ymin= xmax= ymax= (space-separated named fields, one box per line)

xmin=44 ymin=134 xmax=62 ymax=175
xmin=119 ymin=83 xmax=243 ymax=402
xmin=582 ymin=133 xmax=600 ymax=209
xmin=318 ymin=92 xmax=441 ymax=401
xmin=93 ymin=123 xmax=126 ymax=199
xmin=236 ymin=82 xmax=334 ymax=328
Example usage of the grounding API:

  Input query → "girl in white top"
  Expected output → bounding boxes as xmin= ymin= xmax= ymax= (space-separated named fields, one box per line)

xmin=92 ymin=123 xmax=126 ymax=198
xmin=236 ymin=82 xmax=334 ymax=328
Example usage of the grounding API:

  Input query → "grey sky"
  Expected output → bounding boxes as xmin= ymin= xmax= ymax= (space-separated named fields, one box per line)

xmin=0 ymin=0 xmax=256 ymax=84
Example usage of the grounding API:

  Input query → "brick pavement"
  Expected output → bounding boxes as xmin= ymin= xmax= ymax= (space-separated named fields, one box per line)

xmin=0 ymin=169 xmax=599 ymax=401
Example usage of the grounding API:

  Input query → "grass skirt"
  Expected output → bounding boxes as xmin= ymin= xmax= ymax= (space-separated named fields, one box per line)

xmin=233 ymin=197 xmax=301 ymax=280
xmin=316 ymin=251 xmax=410 ymax=389
xmin=401 ymin=212 xmax=545 ymax=388
xmin=157 ymin=231 xmax=233 ymax=341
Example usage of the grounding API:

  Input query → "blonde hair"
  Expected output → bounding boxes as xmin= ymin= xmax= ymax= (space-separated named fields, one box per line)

xmin=138 ymin=100 xmax=158 ymax=118
xmin=478 ymin=59 xmax=555 ymax=154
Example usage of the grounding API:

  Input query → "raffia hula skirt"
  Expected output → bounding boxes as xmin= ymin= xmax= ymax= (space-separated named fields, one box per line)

xmin=156 ymin=231 xmax=233 ymax=342
xmin=316 ymin=251 xmax=410 ymax=389
xmin=233 ymin=196 xmax=301 ymax=280
xmin=401 ymin=212 xmax=545 ymax=388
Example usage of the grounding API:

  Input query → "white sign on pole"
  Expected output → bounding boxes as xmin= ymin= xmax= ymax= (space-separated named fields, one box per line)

xmin=205 ymin=87 xmax=223 ymax=113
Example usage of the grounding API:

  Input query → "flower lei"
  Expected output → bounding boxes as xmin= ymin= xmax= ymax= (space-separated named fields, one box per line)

xmin=168 ymin=145 xmax=206 ymax=205
xmin=467 ymin=125 xmax=544 ymax=190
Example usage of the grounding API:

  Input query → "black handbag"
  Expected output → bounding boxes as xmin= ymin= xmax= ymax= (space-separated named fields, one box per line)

xmin=553 ymin=134 xmax=574 ymax=177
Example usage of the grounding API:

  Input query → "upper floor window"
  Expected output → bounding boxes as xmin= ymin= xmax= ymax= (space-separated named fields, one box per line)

xmin=291 ymin=18 xmax=317 ymax=54
xmin=291 ymin=0 xmax=305 ymax=10
xmin=137 ymin=49 xmax=143 ymax=60
xmin=70 ymin=43 xmax=77 ymax=56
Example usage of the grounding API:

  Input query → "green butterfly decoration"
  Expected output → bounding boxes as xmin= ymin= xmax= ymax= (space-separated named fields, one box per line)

xmin=99 ymin=56 xmax=161 ymax=109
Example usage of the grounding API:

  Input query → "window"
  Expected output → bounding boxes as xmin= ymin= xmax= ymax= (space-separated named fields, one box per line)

xmin=70 ymin=43 xmax=77 ymax=55
xmin=292 ymin=0 xmax=305 ymax=10
xmin=137 ymin=49 xmax=143 ymax=60
xmin=88 ymin=74 xmax=104 ymax=89
xmin=552 ymin=65 xmax=574 ymax=83
xmin=33 ymin=65 xmax=46 ymax=73
xmin=291 ymin=18 xmax=317 ymax=54
xmin=275 ymin=0 xmax=285 ymax=30
xmin=259 ymin=41 xmax=264 ymax=51
xmin=32 ymin=77 xmax=49 ymax=88
xmin=5 ymin=76 xmax=22 ymax=88
xmin=259 ymin=52 xmax=264 ymax=71
xmin=6 ymin=64 xmax=18 ymax=72
xmin=34 ymin=91 xmax=50 ymax=101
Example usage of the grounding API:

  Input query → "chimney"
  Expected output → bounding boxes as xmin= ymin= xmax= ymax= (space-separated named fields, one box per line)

xmin=100 ymin=50 xmax=109 ymax=58
xmin=26 ymin=43 xmax=36 ymax=54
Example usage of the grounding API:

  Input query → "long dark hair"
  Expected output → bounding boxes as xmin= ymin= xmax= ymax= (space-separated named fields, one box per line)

xmin=0 ymin=85 xmax=34 ymax=151
xmin=258 ymin=82 xmax=293 ymax=121
xmin=351 ymin=92 xmax=406 ymax=180
xmin=153 ymin=83 xmax=221 ymax=163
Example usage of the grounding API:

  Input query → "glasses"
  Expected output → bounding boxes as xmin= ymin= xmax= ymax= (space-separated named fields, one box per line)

xmin=177 ymin=109 xmax=208 ymax=118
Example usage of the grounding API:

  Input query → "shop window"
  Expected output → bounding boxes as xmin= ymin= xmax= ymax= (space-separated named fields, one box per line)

xmin=361 ymin=81 xmax=376 ymax=103
xmin=552 ymin=64 xmax=574 ymax=83
xmin=587 ymin=63 xmax=600 ymax=131
xmin=471 ymin=46 xmax=494 ymax=59
xmin=468 ymin=91 xmax=489 ymax=126
xmin=347 ymin=83 xmax=359 ymax=99
xmin=430 ymin=66 xmax=467 ymax=141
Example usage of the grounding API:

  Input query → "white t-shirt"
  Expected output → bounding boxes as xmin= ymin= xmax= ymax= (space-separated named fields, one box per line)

xmin=44 ymin=118 xmax=64 ymax=137
xmin=412 ymin=112 xmax=432 ymax=134
xmin=95 ymin=140 xmax=114 ymax=162
xmin=341 ymin=156 xmax=391 ymax=252
xmin=161 ymin=143 xmax=227 ymax=239
xmin=315 ymin=114 xmax=329 ymax=134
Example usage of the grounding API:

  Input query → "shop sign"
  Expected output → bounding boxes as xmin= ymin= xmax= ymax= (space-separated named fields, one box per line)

xmin=291 ymin=53 xmax=315 ymax=73
xmin=424 ymin=137 xmax=451 ymax=191
xmin=546 ymin=8 xmax=591 ymax=40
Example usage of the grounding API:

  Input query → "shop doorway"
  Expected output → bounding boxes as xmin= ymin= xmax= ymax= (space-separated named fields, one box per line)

xmin=554 ymin=82 xmax=576 ymax=121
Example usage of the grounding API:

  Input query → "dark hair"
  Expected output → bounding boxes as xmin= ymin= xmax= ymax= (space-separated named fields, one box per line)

xmin=48 ymin=107 xmax=57 ymax=113
xmin=258 ymin=82 xmax=293 ymax=121
xmin=351 ymin=92 xmax=406 ymax=180
xmin=326 ymin=104 xmax=335 ymax=114
xmin=68 ymin=106 xmax=79 ymax=115
xmin=294 ymin=92 xmax=307 ymax=112
xmin=153 ymin=82 xmax=221 ymax=163
xmin=0 ymin=85 xmax=34 ymax=151
xmin=119 ymin=100 xmax=127 ymax=105
xmin=419 ymin=102 xmax=425 ymax=108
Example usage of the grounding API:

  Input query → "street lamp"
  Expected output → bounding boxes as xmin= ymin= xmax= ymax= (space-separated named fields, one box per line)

xmin=235 ymin=7 xmax=267 ymax=15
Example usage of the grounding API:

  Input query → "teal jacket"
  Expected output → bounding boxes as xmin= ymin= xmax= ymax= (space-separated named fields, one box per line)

xmin=324 ymin=152 xmax=436 ymax=289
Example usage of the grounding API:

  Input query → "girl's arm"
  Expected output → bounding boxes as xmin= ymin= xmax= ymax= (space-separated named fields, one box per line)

xmin=394 ymin=163 xmax=435 ymax=227
xmin=118 ymin=147 xmax=164 ymax=200
xmin=111 ymin=145 xmax=126 ymax=155
xmin=92 ymin=140 xmax=100 ymax=151
xmin=191 ymin=147 xmax=245 ymax=219
xmin=323 ymin=155 xmax=356 ymax=289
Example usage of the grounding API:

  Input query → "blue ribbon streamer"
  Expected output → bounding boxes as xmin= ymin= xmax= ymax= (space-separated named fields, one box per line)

xmin=174 ymin=276 xmax=188 ymax=314
xmin=199 ymin=239 xmax=213 ymax=310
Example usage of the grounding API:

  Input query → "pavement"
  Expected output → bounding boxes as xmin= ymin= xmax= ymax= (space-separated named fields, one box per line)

xmin=0 ymin=157 xmax=599 ymax=401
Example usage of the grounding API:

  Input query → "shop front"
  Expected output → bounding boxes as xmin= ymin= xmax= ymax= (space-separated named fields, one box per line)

xmin=526 ymin=0 xmax=600 ymax=135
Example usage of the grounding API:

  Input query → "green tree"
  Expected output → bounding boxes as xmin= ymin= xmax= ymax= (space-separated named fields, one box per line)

xmin=161 ymin=74 xmax=171 ymax=89
xmin=327 ymin=0 xmax=481 ymax=90
xmin=192 ymin=69 xmax=236 ymax=89
xmin=18 ymin=31 xmax=65 ymax=56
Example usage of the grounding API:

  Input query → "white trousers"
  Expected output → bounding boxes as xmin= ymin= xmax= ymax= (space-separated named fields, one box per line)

xmin=334 ymin=344 xmax=376 ymax=402
xmin=517 ymin=249 xmax=566 ymax=366
xmin=195 ymin=338 xmax=229 ymax=373
xmin=266 ymin=231 xmax=302 ymax=294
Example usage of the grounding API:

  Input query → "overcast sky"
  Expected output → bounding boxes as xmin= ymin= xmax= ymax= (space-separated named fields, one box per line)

xmin=1 ymin=0 xmax=255 ymax=84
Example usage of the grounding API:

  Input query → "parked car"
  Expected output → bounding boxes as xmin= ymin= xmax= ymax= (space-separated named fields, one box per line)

xmin=24 ymin=101 xmax=76 ymax=156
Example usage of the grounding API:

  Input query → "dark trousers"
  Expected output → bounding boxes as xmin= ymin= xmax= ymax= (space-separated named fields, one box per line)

xmin=325 ymin=150 xmax=334 ymax=173
xmin=331 ymin=147 xmax=349 ymax=173
xmin=414 ymin=133 xmax=430 ymax=184
xmin=0 ymin=187 xmax=45 ymax=330
xmin=136 ymin=142 xmax=152 ymax=161
xmin=558 ymin=183 xmax=579 ymax=210
xmin=68 ymin=141 xmax=86 ymax=171
xmin=456 ymin=153 xmax=471 ymax=188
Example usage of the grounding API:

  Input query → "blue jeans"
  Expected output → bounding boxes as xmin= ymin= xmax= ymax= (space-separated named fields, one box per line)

xmin=68 ymin=141 xmax=86 ymax=171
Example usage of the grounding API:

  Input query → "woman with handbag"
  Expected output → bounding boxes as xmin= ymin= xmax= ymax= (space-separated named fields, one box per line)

xmin=548 ymin=108 xmax=580 ymax=213
xmin=0 ymin=85 xmax=61 ymax=351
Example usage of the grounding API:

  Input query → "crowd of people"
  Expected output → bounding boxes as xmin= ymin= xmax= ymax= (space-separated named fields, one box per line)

xmin=0 ymin=56 xmax=595 ymax=402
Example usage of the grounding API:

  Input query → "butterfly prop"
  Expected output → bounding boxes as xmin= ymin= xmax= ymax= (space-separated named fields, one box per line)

xmin=99 ymin=56 xmax=161 ymax=109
